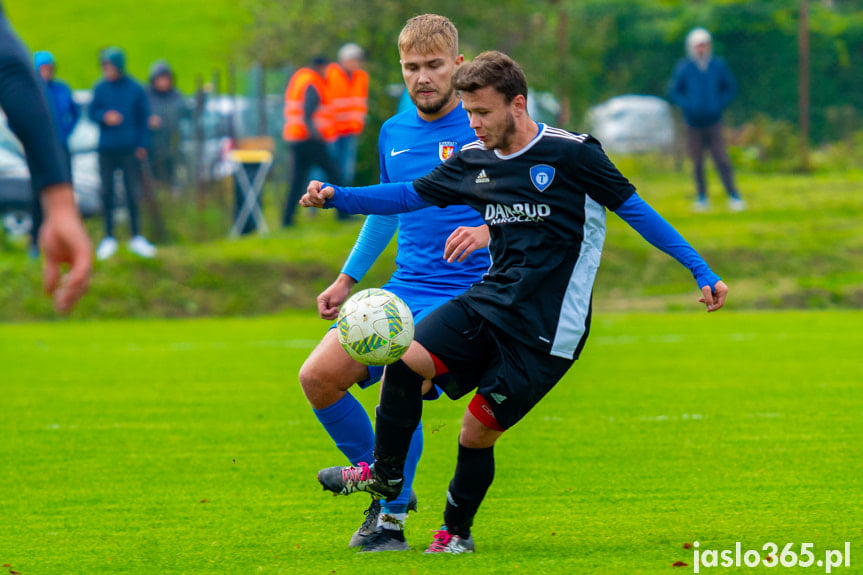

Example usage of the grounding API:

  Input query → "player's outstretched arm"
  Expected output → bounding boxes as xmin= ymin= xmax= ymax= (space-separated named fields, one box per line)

xmin=614 ymin=192 xmax=727 ymax=313
xmin=40 ymin=183 xmax=93 ymax=314
xmin=444 ymin=225 xmax=489 ymax=263
xmin=301 ymin=181 xmax=433 ymax=216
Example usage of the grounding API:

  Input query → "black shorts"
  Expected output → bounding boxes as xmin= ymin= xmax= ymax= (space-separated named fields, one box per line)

xmin=414 ymin=297 xmax=575 ymax=430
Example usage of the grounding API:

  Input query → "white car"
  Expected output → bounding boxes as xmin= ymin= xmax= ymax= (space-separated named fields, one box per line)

xmin=587 ymin=95 xmax=675 ymax=154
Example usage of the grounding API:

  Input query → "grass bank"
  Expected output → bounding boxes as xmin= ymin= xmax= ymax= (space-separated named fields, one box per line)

xmin=1 ymin=169 xmax=862 ymax=321
xmin=8 ymin=0 xmax=249 ymax=92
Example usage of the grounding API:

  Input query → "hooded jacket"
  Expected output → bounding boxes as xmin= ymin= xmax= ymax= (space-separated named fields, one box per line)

xmin=667 ymin=32 xmax=737 ymax=128
xmin=34 ymin=51 xmax=80 ymax=143
xmin=89 ymin=47 xmax=150 ymax=151
xmin=146 ymin=60 xmax=186 ymax=148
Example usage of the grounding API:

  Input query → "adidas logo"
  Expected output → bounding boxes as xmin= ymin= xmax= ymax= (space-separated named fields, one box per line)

xmin=475 ymin=169 xmax=490 ymax=184
xmin=490 ymin=392 xmax=507 ymax=404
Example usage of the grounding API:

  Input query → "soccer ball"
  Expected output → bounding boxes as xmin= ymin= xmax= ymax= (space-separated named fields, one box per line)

xmin=337 ymin=288 xmax=414 ymax=366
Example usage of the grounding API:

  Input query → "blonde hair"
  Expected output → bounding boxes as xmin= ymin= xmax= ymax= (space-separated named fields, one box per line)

xmin=398 ymin=14 xmax=459 ymax=58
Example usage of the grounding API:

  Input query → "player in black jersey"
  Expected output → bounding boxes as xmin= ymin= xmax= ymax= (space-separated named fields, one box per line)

xmin=305 ymin=51 xmax=728 ymax=554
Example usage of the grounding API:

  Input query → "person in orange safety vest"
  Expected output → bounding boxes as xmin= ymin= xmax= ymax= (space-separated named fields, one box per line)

xmin=282 ymin=56 xmax=344 ymax=226
xmin=325 ymin=43 xmax=368 ymax=187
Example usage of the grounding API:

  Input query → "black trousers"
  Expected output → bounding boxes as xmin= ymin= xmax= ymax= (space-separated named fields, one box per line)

xmin=99 ymin=149 xmax=142 ymax=238
xmin=685 ymin=122 xmax=741 ymax=201
xmin=283 ymin=139 xmax=344 ymax=226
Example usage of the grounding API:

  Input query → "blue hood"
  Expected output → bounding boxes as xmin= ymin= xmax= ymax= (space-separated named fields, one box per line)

xmin=34 ymin=50 xmax=55 ymax=70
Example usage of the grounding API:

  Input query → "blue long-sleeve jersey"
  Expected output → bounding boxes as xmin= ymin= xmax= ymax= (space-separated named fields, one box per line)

xmin=340 ymin=102 xmax=489 ymax=294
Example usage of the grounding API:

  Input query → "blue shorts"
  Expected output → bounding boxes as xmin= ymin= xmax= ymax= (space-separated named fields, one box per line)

xmin=332 ymin=281 xmax=466 ymax=397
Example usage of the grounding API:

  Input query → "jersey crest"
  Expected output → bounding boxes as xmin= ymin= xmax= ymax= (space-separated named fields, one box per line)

xmin=530 ymin=164 xmax=555 ymax=192
xmin=439 ymin=141 xmax=457 ymax=161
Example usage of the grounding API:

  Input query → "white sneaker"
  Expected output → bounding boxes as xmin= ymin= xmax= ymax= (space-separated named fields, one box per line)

xmin=729 ymin=198 xmax=746 ymax=212
xmin=692 ymin=200 xmax=710 ymax=213
xmin=96 ymin=237 xmax=119 ymax=261
xmin=128 ymin=235 xmax=157 ymax=258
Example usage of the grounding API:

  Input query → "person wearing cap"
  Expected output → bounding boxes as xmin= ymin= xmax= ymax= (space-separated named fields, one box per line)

xmin=32 ymin=50 xmax=80 ymax=258
xmin=668 ymin=27 xmax=745 ymax=212
xmin=89 ymin=47 xmax=156 ymax=259
xmin=326 ymin=43 xmax=368 ymax=188
xmin=146 ymin=59 xmax=186 ymax=189
xmin=0 ymin=4 xmax=91 ymax=313
xmin=282 ymin=55 xmax=343 ymax=226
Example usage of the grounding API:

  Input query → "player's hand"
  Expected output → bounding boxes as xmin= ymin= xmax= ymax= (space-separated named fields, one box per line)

xmin=698 ymin=280 xmax=728 ymax=312
xmin=300 ymin=180 xmax=335 ymax=209
xmin=39 ymin=184 xmax=93 ymax=314
xmin=317 ymin=273 xmax=357 ymax=320
xmin=444 ymin=225 xmax=489 ymax=263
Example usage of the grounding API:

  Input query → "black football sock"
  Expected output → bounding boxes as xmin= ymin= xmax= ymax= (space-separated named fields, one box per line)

xmin=443 ymin=443 xmax=495 ymax=538
xmin=373 ymin=359 xmax=424 ymax=480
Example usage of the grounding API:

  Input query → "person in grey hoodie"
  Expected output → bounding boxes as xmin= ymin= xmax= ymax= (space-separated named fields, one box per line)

xmin=146 ymin=59 xmax=185 ymax=189
xmin=89 ymin=47 xmax=156 ymax=259
xmin=668 ymin=28 xmax=745 ymax=212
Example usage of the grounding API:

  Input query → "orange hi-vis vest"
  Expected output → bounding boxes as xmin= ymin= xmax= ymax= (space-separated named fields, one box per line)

xmin=283 ymin=68 xmax=337 ymax=143
xmin=326 ymin=63 xmax=369 ymax=136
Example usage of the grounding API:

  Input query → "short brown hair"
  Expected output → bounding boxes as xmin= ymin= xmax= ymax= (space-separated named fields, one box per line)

xmin=398 ymin=14 xmax=459 ymax=58
xmin=452 ymin=51 xmax=528 ymax=104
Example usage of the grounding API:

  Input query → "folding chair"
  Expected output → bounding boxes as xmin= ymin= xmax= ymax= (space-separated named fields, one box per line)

xmin=229 ymin=149 xmax=272 ymax=237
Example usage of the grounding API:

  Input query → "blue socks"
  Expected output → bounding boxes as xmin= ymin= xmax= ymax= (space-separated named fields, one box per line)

xmin=313 ymin=392 xmax=374 ymax=466
xmin=383 ymin=422 xmax=423 ymax=514
xmin=313 ymin=392 xmax=424 ymax=516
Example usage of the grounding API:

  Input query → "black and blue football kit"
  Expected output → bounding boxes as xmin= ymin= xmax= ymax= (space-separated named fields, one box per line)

xmin=323 ymin=123 xmax=720 ymax=429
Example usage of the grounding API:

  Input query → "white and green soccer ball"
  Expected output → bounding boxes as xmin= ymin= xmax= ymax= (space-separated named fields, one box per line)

xmin=337 ymin=288 xmax=415 ymax=366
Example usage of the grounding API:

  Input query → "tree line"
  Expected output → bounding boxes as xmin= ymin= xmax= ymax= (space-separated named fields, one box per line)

xmin=242 ymin=0 xmax=863 ymax=177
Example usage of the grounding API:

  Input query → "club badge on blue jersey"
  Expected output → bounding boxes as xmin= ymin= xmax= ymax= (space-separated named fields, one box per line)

xmin=439 ymin=141 xmax=457 ymax=162
xmin=530 ymin=164 xmax=555 ymax=192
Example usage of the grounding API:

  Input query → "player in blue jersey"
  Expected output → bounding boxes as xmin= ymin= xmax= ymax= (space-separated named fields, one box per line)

xmin=304 ymin=51 xmax=729 ymax=554
xmin=297 ymin=15 xmax=490 ymax=553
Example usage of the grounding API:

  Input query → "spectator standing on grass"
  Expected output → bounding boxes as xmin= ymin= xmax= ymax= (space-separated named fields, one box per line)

xmin=146 ymin=59 xmax=185 ymax=191
xmin=30 ymin=50 xmax=80 ymax=259
xmin=326 ymin=43 xmax=368 ymax=187
xmin=282 ymin=56 xmax=345 ymax=226
xmin=668 ymin=27 xmax=745 ymax=212
xmin=0 ymin=5 xmax=91 ymax=312
xmin=90 ymin=47 xmax=156 ymax=260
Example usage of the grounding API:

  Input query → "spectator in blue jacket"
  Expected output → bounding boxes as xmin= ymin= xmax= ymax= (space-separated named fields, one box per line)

xmin=89 ymin=47 xmax=156 ymax=260
xmin=668 ymin=28 xmax=744 ymax=212
xmin=32 ymin=50 xmax=80 ymax=257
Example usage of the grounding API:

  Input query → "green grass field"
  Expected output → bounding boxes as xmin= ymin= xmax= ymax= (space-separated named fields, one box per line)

xmin=1 ymin=311 xmax=860 ymax=574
